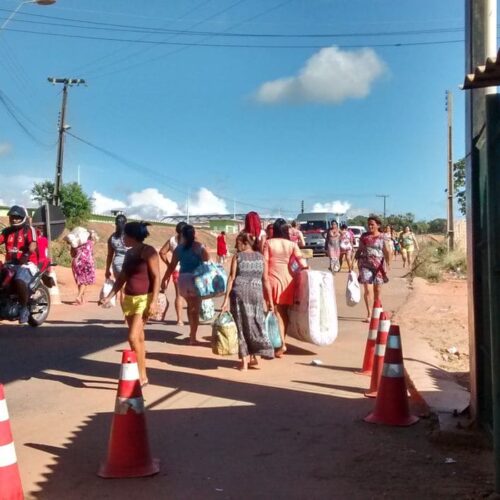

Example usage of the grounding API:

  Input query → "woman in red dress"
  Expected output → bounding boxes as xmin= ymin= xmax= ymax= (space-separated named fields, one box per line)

xmin=216 ymin=231 xmax=228 ymax=264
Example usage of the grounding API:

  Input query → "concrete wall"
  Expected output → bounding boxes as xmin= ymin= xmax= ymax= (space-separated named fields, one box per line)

xmin=455 ymin=219 xmax=467 ymax=250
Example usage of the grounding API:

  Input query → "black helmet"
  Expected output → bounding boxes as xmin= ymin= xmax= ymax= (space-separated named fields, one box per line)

xmin=7 ymin=205 xmax=28 ymax=226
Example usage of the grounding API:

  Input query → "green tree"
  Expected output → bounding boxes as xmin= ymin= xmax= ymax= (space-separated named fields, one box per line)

xmin=32 ymin=181 xmax=92 ymax=228
xmin=385 ymin=213 xmax=415 ymax=231
xmin=414 ymin=220 xmax=430 ymax=234
xmin=31 ymin=180 xmax=55 ymax=205
xmin=347 ymin=215 xmax=368 ymax=227
xmin=428 ymin=218 xmax=447 ymax=234
xmin=453 ymin=157 xmax=466 ymax=215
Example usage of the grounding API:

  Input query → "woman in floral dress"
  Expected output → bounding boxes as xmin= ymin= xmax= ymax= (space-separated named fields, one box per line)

xmin=325 ymin=220 xmax=341 ymax=272
xmin=222 ymin=231 xmax=274 ymax=371
xmin=70 ymin=231 xmax=97 ymax=304
xmin=355 ymin=216 xmax=390 ymax=321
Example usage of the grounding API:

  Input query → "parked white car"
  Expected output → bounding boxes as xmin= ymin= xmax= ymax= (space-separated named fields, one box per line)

xmin=348 ymin=226 xmax=366 ymax=249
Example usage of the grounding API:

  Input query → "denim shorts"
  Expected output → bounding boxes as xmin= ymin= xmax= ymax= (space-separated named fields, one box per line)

xmin=13 ymin=266 xmax=33 ymax=286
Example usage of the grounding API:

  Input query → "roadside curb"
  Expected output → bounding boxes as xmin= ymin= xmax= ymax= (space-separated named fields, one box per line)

xmin=393 ymin=277 xmax=478 ymax=443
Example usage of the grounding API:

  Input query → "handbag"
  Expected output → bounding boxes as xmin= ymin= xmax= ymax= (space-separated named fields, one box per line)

xmin=193 ymin=262 xmax=228 ymax=298
xmin=212 ymin=312 xmax=239 ymax=356
xmin=264 ymin=312 xmax=282 ymax=349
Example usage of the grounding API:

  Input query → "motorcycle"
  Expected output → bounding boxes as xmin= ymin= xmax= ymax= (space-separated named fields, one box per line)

xmin=0 ymin=263 xmax=54 ymax=327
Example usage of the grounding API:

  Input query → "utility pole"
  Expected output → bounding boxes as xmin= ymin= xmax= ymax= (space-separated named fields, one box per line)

xmin=301 ymin=200 xmax=304 ymax=214
xmin=48 ymin=77 xmax=85 ymax=206
xmin=376 ymin=194 xmax=389 ymax=219
xmin=446 ymin=90 xmax=455 ymax=251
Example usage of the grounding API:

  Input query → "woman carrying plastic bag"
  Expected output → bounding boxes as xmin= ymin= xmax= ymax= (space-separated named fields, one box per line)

xmin=222 ymin=231 xmax=274 ymax=371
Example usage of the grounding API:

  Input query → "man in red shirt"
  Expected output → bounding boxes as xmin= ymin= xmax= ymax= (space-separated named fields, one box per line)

xmin=0 ymin=205 xmax=38 ymax=323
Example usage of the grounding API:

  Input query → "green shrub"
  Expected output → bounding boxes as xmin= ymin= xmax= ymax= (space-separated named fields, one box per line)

xmin=442 ymin=249 xmax=467 ymax=274
xmin=50 ymin=240 xmax=72 ymax=267
xmin=411 ymin=241 xmax=466 ymax=282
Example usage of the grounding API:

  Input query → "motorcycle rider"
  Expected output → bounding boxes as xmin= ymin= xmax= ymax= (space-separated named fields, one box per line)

xmin=0 ymin=205 xmax=38 ymax=324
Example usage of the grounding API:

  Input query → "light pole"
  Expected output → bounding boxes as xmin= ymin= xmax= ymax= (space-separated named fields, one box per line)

xmin=0 ymin=0 xmax=56 ymax=32
xmin=47 ymin=77 xmax=85 ymax=206
xmin=376 ymin=194 xmax=389 ymax=219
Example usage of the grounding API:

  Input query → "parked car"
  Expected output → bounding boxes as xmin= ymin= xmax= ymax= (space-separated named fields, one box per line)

xmin=303 ymin=231 xmax=326 ymax=255
xmin=348 ymin=226 xmax=366 ymax=249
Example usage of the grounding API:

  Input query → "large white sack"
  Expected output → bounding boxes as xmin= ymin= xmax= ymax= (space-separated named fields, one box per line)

xmin=288 ymin=269 xmax=338 ymax=346
xmin=66 ymin=227 xmax=90 ymax=248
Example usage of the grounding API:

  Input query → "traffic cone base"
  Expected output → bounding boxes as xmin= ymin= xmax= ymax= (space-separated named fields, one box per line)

xmin=364 ymin=378 xmax=419 ymax=426
xmin=0 ymin=385 xmax=24 ymax=500
xmin=364 ymin=325 xmax=419 ymax=427
xmin=98 ymin=351 xmax=160 ymax=479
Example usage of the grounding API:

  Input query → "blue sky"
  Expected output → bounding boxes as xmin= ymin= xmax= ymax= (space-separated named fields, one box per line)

xmin=0 ymin=0 xmax=478 ymax=220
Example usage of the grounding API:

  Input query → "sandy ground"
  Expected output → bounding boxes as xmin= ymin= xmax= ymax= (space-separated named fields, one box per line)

xmin=399 ymin=275 xmax=470 ymax=388
xmin=0 ymin=254 xmax=493 ymax=499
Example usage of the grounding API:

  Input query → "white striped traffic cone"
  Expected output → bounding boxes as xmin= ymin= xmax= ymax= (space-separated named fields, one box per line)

xmin=0 ymin=384 xmax=24 ymax=500
xmin=98 ymin=350 xmax=159 ymax=478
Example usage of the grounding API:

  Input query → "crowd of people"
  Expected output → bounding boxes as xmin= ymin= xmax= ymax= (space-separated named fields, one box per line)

xmin=0 ymin=205 xmax=420 ymax=382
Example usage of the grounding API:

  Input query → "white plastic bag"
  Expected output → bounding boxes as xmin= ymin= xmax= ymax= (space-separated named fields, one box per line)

xmin=199 ymin=298 xmax=216 ymax=323
xmin=346 ymin=271 xmax=361 ymax=307
xmin=100 ymin=279 xmax=116 ymax=308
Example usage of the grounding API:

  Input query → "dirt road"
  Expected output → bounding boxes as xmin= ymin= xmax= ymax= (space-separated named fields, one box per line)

xmin=0 ymin=257 xmax=493 ymax=499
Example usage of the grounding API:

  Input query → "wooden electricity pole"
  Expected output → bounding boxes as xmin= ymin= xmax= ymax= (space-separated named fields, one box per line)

xmin=446 ymin=90 xmax=454 ymax=251
xmin=48 ymin=77 xmax=85 ymax=206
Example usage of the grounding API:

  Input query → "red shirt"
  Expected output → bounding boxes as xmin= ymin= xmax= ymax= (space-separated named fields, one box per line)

xmin=0 ymin=225 xmax=38 ymax=265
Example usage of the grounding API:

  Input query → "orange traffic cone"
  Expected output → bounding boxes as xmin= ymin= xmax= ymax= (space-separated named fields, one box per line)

xmin=365 ymin=312 xmax=391 ymax=398
xmin=98 ymin=350 xmax=160 ymax=478
xmin=364 ymin=325 xmax=419 ymax=426
xmin=0 ymin=384 xmax=24 ymax=500
xmin=355 ymin=299 xmax=383 ymax=376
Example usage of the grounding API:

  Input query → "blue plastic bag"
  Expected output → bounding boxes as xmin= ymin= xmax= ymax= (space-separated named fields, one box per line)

xmin=193 ymin=262 xmax=228 ymax=298
xmin=265 ymin=312 xmax=282 ymax=349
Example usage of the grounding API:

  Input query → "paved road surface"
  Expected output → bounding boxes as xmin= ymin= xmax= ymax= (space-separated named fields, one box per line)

xmin=0 ymin=257 xmax=491 ymax=499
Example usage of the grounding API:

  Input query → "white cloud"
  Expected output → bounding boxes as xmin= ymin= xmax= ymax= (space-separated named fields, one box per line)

xmin=88 ymin=187 xmax=229 ymax=220
xmin=0 ymin=143 xmax=12 ymax=157
xmin=127 ymin=188 xmax=182 ymax=220
xmin=91 ymin=191 xmax=127 ymax=215
xmin=254 ymin=46 xmax=386 ymax=104
xmin=0 ymin=174 xmax=43 ymax=208
xmin=312 ymin=200 xmax=351 ymax=214
xmin=188 ymin=187 xmax=228 ymax=215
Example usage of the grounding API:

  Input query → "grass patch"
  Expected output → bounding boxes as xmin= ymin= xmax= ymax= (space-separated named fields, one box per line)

xmin=50 ymin=240 xmax=72 ymax=268
xmin=411 ymin=241 xmax=466 ymax=282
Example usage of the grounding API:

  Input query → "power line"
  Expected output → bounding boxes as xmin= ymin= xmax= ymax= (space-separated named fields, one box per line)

xmin=65 ymin=131 xmax=295 ymax=215
xmin=66 ymin=0 xmax=215 ymax=77
xmin=0 ymin=90 xmax=56 ymax=148
xmin=83 ymin=0 xmax=250 ymax=79
xmin=0 ymin=8 xmax=470 ymax=38
xmin=2 ymin=26 xmax=464 ymax=49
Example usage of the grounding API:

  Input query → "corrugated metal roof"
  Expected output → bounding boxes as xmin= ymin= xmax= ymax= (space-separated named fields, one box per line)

xmin=463 ymin=47 xmax=500 ymax=89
